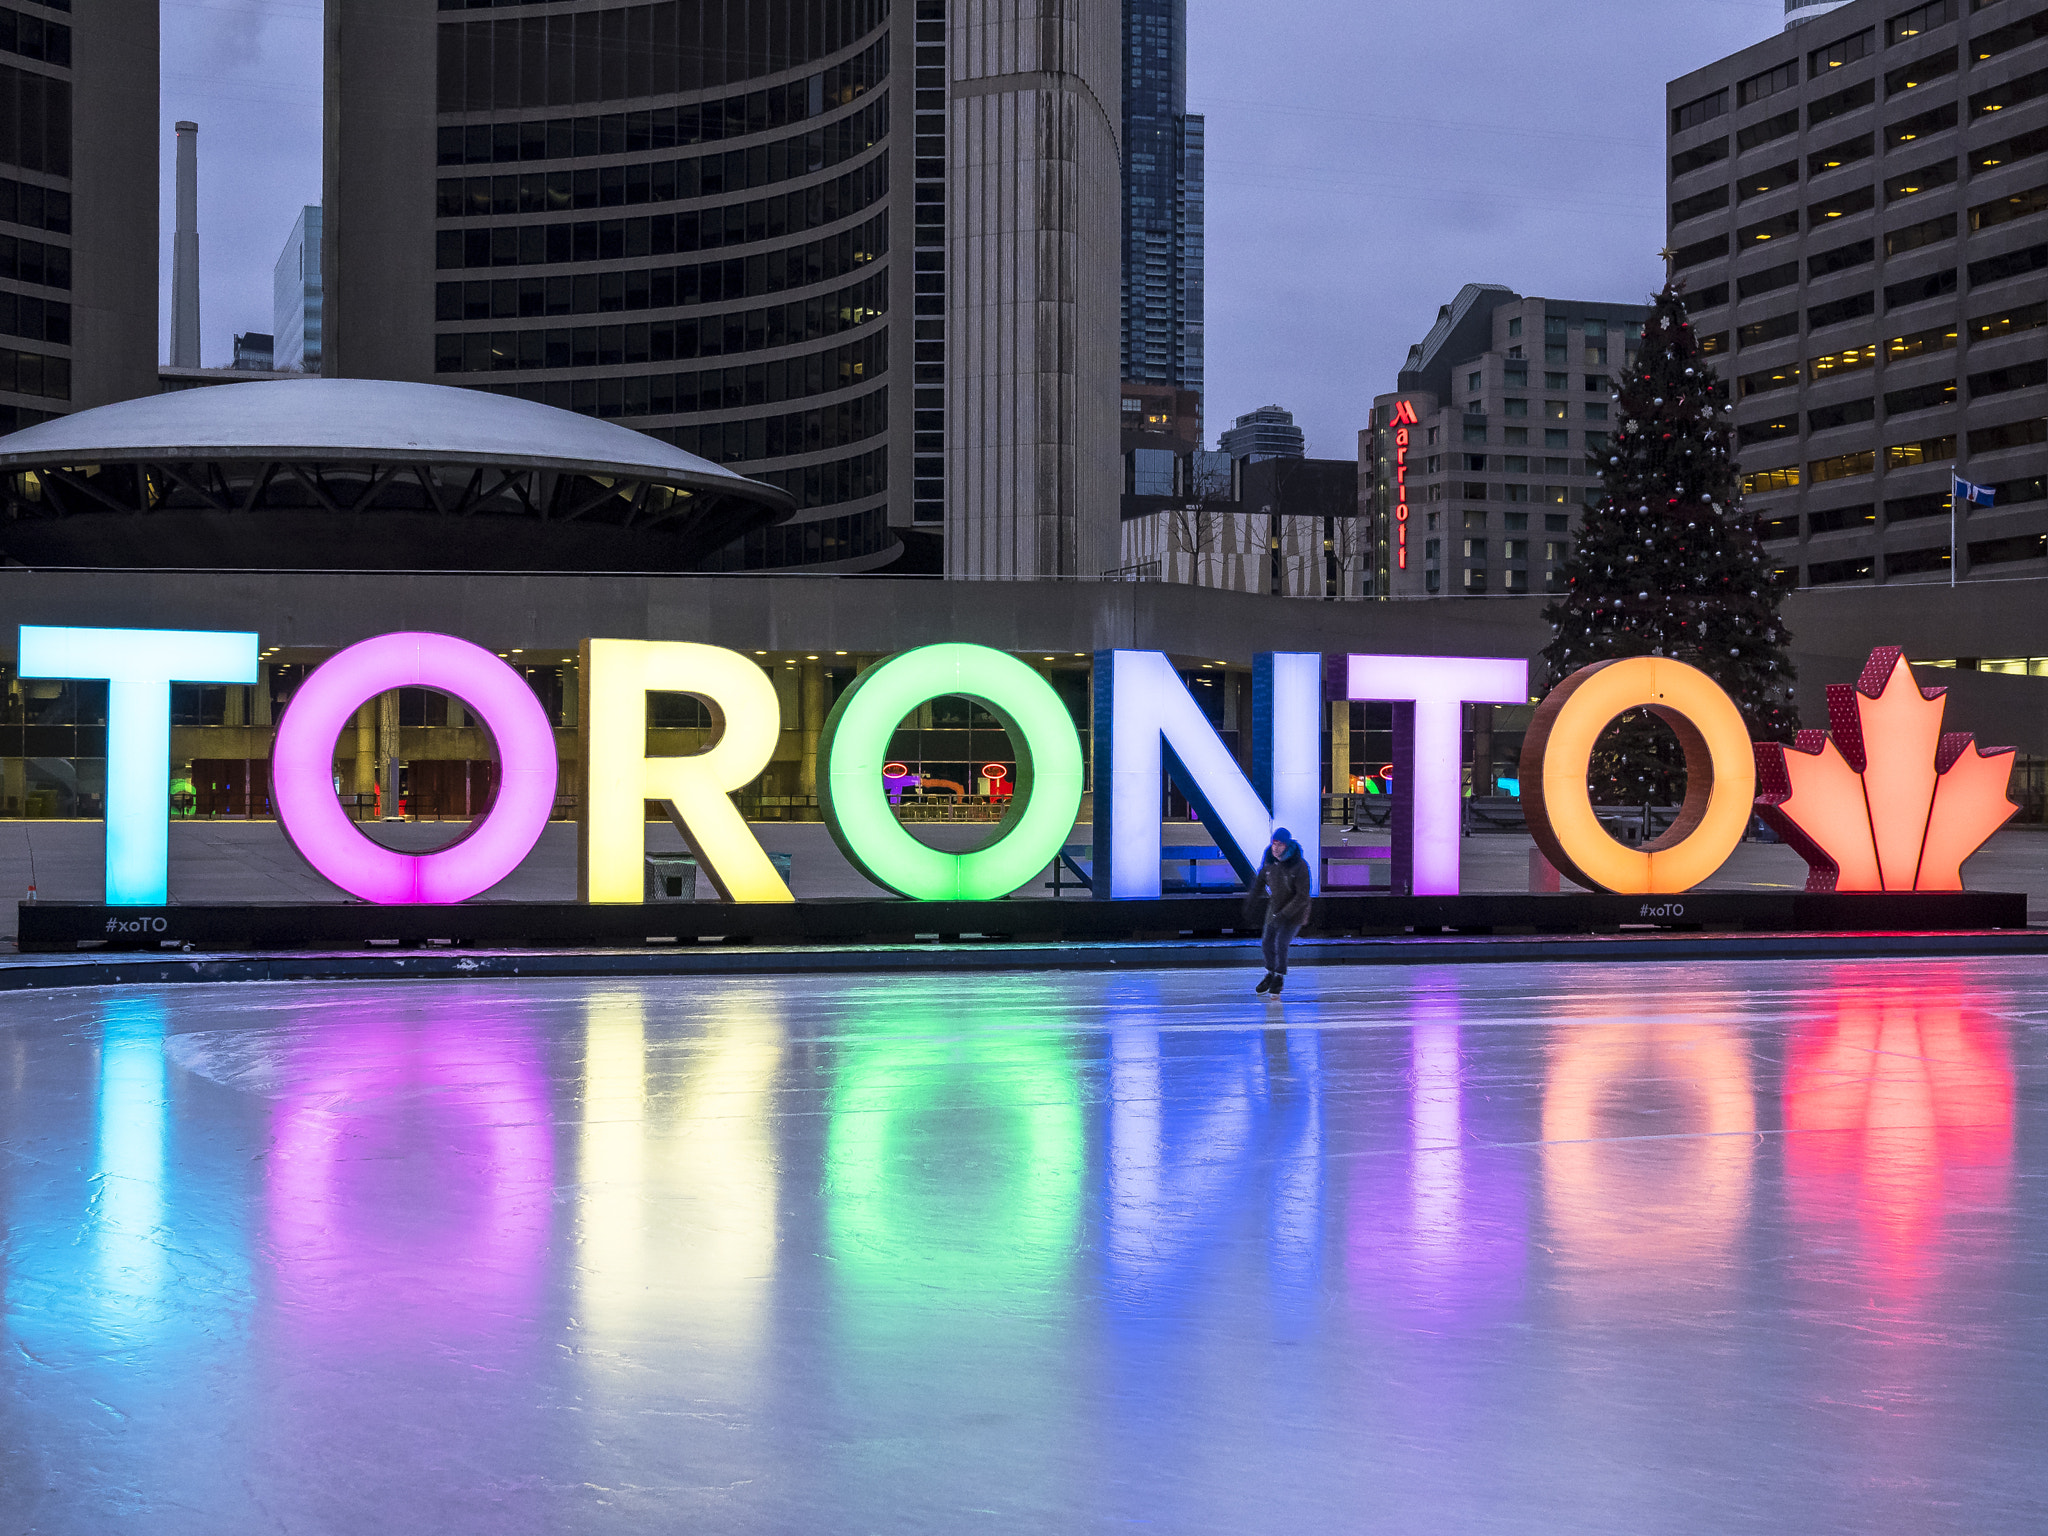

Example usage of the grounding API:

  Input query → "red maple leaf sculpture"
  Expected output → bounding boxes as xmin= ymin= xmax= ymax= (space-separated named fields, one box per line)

xmin=1754 ymin=648 xmax=2017 ymax=892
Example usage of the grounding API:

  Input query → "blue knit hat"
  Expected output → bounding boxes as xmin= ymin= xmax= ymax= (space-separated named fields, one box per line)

xmin=1270 ymin=826 xmax=1292 ymax=842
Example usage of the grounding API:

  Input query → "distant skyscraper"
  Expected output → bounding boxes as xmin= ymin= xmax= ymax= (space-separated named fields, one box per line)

xmin=272 ymin=205 xmax=321 ymax=374
xmin=1220 ymin=405 xmax=1304 ymax=463
xmin=232 ymin=331 xmax=273 ymax=371
xmin=1121 ymin=0 xmax=1202 ymax=394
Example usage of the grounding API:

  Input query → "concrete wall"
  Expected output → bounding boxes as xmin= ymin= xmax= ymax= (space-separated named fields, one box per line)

xmin=323 ymin=0 xmax=439 ymax=384
xmin=946 ymin=0 xmax=1122 ymax=578
xmin=67 ymin=2 xmax=160 ymax=409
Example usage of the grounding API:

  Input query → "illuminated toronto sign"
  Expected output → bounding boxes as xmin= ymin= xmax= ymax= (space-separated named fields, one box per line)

xmin=15 ymin=628 xmax=2014 ymax=908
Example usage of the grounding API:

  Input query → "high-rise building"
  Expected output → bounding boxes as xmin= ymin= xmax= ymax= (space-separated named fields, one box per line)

xmin=324 ymin=0 xmax=1118 ymax=577
xmin=1219 ymin=404 xmax=1305 ymax=462
xmin=232 ymin=332 xmax=274 ymax=371
xmin=273 ymin=205 xmax=322 ymax=374
xmin=0 ymin=1 xmax=158 ymax=432
xmin=1360 ymin=284 xmax=1652 ymax=598
xmin=1786 ymin=0 xmax=1860 ymax=29
xmin=1666 ymin=0 xmax=2047 ymax=590
xmin=1121 ymin=0 xmax=1202 ymax=394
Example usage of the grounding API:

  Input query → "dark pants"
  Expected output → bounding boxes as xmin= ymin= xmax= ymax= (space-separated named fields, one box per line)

xmin=1262 ymin=913 xmax=1303 ymax=975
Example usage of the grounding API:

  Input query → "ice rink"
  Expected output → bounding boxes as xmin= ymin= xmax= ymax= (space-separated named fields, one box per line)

xmin=3 ymin=958 xmax=2044 ymax=1533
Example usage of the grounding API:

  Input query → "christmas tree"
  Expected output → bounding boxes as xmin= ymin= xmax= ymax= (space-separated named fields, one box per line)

xmin=1539 ymin=280 xmax=1797 ymax=803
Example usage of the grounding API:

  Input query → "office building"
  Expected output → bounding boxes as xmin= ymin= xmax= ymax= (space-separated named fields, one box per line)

xmin=1667 ymin=0 xmax=2047 ymax=588
xmin=1219 ymin=404 xmax=1305 ymax=462
xmin=1360 ymin=284 xmax=1652 ymax=597
xmin=1121 ymin=0 xmax=1203 ymax=395
xmin=324 ymin=0 xmax=1118 ymax=577
xmin=1118 ymin=453 xmax=1363 ymax=595
xmin=232 ymin=332 xmax=274 ymax=371
xmin=1787 ymin=0 xmax=1861 ymax=28
xmin=273 ymin=205 xmax=322 ymax=373
xmin=0 ymin=0 xmax=158 ymax=433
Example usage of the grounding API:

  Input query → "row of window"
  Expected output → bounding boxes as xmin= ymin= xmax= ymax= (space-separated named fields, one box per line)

xmin=1690 ymin=240 xmax=2048 ymax=353
xmin=437 ymin=95 xmax=885 ymax=213
xmin=1424 ymin=537 xmax=1573 ymax=562
xmin=434 ymin=154 xmax=887 ymax=270
xmin=0 ymin=229 xmax=65 ymax=290
xmin=1741 ymin=415 xmax=2048 ymax=493
xmin=1806 ymin=531 xmax=2048 ymax=585
xmin=1472 ymin=370 xmax=1612 ymax=395
xmin=0 ymin=340 xmax=63 ymax=399
xmin=1738 ymin=361 xmax=2047 ymax=439
xmin=1762 ymin=475 xmax=2046 ymax=538
xmin=1676 ymin=0 xmax=2034 ymax=130
xmin=1678 ymin=179 xmax=2045 ymax=268
xmin=436 ymin=0 xmax=887 ymax=114
xmin=437 ymin=268 xmax=885 ymax=343
xmin=1485 ymin=398 xmax=1611 ymax=422
xmin=1679 ymin=57 xmax=2046 ymax=174
xmin=477 ymin=378 xmax=888 ymax=463
xmin=1460 ymin=425 xmax=1608 ymax=451
xmin=1409 ymin=450 xmax=1588 ymax=477
xmin=433 ymin=324 xmax=886 ymax=405
xmin=0 ymin=62 xmax=68 ymax=179
xmin=1420 ymin=568 xmax=1554 ymax=595
xmin=699 ymin=500 xmax=891 ymax=570
xmin=0 ymin=7 xmax=63 ymax=67
xmin=435 ymin=44 xmax=886 ymax=167
xmin=1736 ymin=300 xmax=2045 ymax=394
xmin=432 ymin=213 xmax=887 ymax=314
xmin=0 ymin=286 xmax=63 ymax=345
xmin=1674 ymin=125 xmax=2047 ymax=225
xmin=0 ymin=171 xmax=64 ymax=234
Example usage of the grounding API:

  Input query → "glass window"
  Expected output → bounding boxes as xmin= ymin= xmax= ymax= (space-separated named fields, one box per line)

xmin=1545 ymin=514 xmax=1570 ymax=532
xmin=1807 ymin=27 xmax=1875 ymax=78
xmin=1467 ymin=371 xmax=1482 ymax=391
xmin=1507 ymin=317 xmax=1523 ymax=337
xmin=1545 ymin=400 xmax=1567 ymax=420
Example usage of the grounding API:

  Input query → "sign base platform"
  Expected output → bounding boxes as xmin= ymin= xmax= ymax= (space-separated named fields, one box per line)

xmin=16 ymin=890 xmax=2028 ymax=952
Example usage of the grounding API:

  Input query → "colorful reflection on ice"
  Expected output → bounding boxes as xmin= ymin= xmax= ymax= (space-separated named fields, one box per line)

xmin=264 ymin=999 xmax=554 ymax=1341
xmin=1782 ymin=967 xmax=2014 ymax=1299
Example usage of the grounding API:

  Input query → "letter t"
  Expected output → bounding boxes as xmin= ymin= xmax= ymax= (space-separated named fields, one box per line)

xmin=1346 ymin=655 xmax=1527 ymax=896
xmin=19 ymin=626 xmax=258 ymax=905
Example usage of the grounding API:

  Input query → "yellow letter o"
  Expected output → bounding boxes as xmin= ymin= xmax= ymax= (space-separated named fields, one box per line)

xmin=1521 ymin=657 xmax=1756 ymax=894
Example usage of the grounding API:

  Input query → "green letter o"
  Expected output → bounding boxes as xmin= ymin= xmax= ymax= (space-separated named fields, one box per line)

xmin=819 ymin=644 xmax=1085 ymax=900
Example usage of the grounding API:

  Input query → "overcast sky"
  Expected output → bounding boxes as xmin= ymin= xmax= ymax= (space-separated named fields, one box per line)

xmin=159 ymin=0 xmax=1784 ymax=452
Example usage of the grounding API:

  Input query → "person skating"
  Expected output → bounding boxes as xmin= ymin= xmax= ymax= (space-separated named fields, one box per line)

xmin=1248 ymin=827 xmax=1312 ymax=996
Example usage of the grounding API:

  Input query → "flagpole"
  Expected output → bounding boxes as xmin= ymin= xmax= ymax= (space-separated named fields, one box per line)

xmin=1951 ymin=475 xmax=1958 ymax=588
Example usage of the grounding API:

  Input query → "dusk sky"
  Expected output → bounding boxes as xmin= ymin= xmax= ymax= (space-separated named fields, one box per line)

xmin=160 ymin=0 xmax=1784 ymax=454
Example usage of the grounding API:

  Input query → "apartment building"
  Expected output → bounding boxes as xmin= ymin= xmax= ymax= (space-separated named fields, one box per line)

xmin=1667 ymin=0 xmax=2047 ymax=587
xmin=1360 ymin=284 xmax=1650 ymax=597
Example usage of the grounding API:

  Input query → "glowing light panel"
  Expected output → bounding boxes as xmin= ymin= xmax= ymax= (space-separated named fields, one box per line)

xmin=271 ymin=632 xmax=557 ymax=903
xmin=819 ymin=644 xmax=1082 ymax=900
xmin=580 ymin=640 xmax=791 ymax=903
xmin=18 ymin=625 xmax=257 ymax=905
xmin=1094 ymin=650 xmax=1323 ymax=899
xmin=1521 ymin=655 xmax=1754 ymax=894
xmin=1346 ymin=654 xmax=1527 ymax=895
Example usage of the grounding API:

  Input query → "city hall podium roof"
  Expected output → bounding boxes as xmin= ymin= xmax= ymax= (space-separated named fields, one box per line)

xmin=0 ymin=379 xmax=794 ymax=572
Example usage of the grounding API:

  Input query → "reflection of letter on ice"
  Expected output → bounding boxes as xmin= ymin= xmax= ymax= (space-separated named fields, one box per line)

xmin=1541 ymin=1022 xmax=1754 ymax=1298
xmin=578 ymin=993 xmax=783 ymax=1352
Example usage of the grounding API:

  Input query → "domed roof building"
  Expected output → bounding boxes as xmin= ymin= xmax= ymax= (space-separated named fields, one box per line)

xmin=0 ymin=379 xmax=795 ymax=571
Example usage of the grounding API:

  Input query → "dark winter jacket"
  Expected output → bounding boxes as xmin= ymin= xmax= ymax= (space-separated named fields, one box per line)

xmin=1250 ymin=839 xmax=1313 ymax=925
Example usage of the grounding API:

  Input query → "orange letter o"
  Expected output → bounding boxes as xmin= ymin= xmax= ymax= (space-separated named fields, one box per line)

xmin=1521 ymin=657 xmax=1756 ymax=894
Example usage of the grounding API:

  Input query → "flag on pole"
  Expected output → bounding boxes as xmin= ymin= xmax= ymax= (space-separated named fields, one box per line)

xmin=1953 ymin=474 xmax=1996 ymax=507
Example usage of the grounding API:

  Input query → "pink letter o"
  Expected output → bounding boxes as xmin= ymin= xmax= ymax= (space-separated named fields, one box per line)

xmin=272 ymin=633 xmax=558 ymax=904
